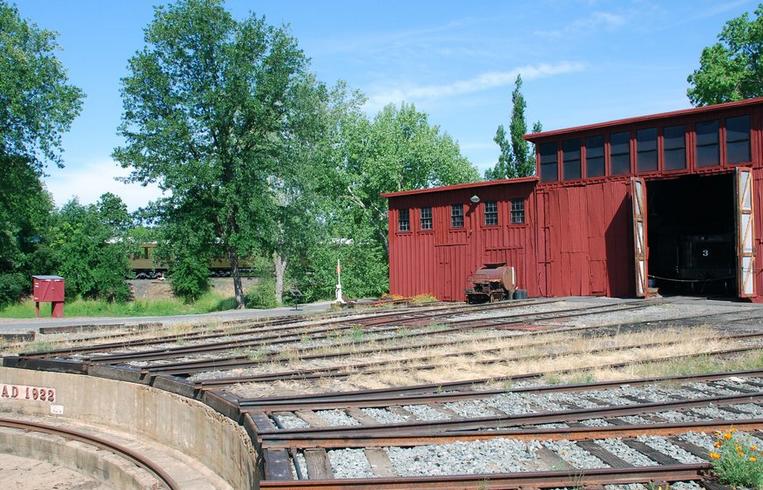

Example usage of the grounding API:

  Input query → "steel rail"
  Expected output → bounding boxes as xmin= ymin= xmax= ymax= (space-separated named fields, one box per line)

xmin=79 ymin=298 xmax=570 ymax=364
xmin=259 ymin=418 xmax=763 ymax=449
xmin=195 ymin=330 xmax=763 ymax=386
xmin=145 ymin=301 xmax=665 ymax=375
xmin=259 ymin=464 xmax=712 ymax=489
xmin=26 ymin=298 xmax=496 ymax=358
xmin=220 ymin=343 xmax=763 ymax=397
xmin=256 ymin=392 xmax=763 ymax=442
xmin=239 ymin=368 xmax=763 ymax=411
xmin=0 ymin=417 xmax=179 ymax=489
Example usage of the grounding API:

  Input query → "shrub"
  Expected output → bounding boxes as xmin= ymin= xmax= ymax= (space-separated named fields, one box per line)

xmin=710 ymin=429 xmax=763 ymax=488
xmin=169 ymin=254 xmax=210 ymax=303
xmin=246 ymin=277 xmax=277 ymax=309
xmin=0 ymin=273 xmax=27 ymax=307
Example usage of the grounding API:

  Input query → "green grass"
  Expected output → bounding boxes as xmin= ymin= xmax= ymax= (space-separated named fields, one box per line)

xmin=0 ymin=290 xmax=258 ymax=319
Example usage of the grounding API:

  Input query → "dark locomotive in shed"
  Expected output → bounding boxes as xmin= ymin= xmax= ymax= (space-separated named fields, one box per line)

xmin=385 ymin=97 xmax=761 ymax=302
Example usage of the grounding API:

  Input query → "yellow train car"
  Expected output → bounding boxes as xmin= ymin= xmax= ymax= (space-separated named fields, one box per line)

xmin=129 ymin=243 xmax=251 ymax=279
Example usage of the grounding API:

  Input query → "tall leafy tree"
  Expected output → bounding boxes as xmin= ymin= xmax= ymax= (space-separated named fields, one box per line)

xmin=688 ymin=4 xmax=763 ymax=105
xmin=0 ymin=1 xmax=83 ymax=307
xmin=49 ymin=194 xmax=132 ymax=302
xmin=485 ymin=75 xmax=538 ymax=179
xmin=292 ymin=101 xmax=478 ymax=301
xmin=114 ymin=0 xmax=313 ymax=308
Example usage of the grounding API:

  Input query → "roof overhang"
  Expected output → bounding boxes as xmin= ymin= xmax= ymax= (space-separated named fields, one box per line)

xmin=382 ymin=175 xmax=539 ymax=199
xmin=524 ymin=96 xmax=763 ymax=142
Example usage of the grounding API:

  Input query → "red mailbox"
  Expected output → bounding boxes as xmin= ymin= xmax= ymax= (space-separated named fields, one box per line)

xmin=32 ymin=275 xmax=65 ymax=318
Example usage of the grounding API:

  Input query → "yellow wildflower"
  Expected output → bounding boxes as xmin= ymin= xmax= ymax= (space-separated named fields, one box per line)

xmin=752 ymin=445 xmax=758 ymax=451
xmin=710 ymin=452 xmax=721 ymax=460
xmin=724 ymin=432 xmax=733 ymax=440
xmin=714 ymin=441 xmax=722 ymax=448
xmin=751 ymin=456 xmax=758 ymax=462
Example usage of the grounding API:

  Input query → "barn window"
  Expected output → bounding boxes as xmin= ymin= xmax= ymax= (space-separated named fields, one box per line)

xmin=586 ymin=135 xmax=605 ymax=177
xmin=726 ymin=115 xmax=750 ymax=163
xmin=451 ymin=204 xmax=464 ymax=228
xmin=562 ymin=138 xmax=581 ymax=180
xmin=610 ymin=131 xmax=631 ymax=175
xmin=484 ymin=201 xmax=498 ymax=225
xmin=420 ymin=207 xmax=432 ymax=230
xmin=398 ymin=209 xmax=410 ymax=232
xmin=637 ymin=128 xmax=658 ymax=172
xmin=663 ymin=125 xmax=686 ymax=170
xmin=696 ymin=120 xmax=719 ymax=167
xmin=511 ymin=199 xmax=525 ymax=224
xmin=539 ymin=142 xmax=558 ymax=182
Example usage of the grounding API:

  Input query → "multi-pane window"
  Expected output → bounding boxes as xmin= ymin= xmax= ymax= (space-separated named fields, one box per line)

xmin=484 ymin=201 xmax=498 ymax=225
xmin=562 ymin=139 xmax=581 ymax=180
xmin=451 ymin=204 xmax=464 ymax=228
xmin=586 ymin=135 xmax=605 ymax=177
xmin=398 ymin=208 xmax=410 ymax=232
xmin=726 ymin=115 xmax=751 ymax=163
xmin=420 ymin=207 xmax=432 ymax=230
xmin=696 ymin=120 xmax=719 ymax=167
xmin=511 ymin=199 xmax=525 ymax=224
xmin=539 ymin=142 xmax=558 ymax=182
xmin=663 ymin=125 xmax=686 ymax=170
xmin=610 ymin=131 xmax=631 ymax=175
xmin=636 ymin=128 xmax=658 ymax=172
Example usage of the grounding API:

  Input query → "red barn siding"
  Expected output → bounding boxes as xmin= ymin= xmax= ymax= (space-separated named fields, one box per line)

xmin=387 ymin=98 xmax=763 ymax=302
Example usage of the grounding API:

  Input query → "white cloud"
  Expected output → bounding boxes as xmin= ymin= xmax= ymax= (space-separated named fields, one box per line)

xmin=535 ymin=11 xmax=626 ymax=39
xmin=43 ymin=160 xmax=164 ymax=212
xmin=366 ymin=61 xmax=585 ymax=110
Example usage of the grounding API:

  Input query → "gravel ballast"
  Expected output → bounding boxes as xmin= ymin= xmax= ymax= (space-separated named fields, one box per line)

xmin=386 ymin=439 xmax=540 ymax=476
xmin=327 ymin=448 xmax=374 ymax=478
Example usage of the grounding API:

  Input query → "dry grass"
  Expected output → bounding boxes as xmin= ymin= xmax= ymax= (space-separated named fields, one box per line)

xmin=226 ymin=325 xmax=762 ymax=398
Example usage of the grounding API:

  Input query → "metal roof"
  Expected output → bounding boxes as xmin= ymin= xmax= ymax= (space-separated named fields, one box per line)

xmin=32 ymin=275 xmax=64 ymax=280
xmin=382 ymin=175 xmax=539 ymax=199
xmin=524 ymin=96 xmax=763 ymax=141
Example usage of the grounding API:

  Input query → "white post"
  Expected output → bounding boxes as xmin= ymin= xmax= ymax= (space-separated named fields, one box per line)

xmin=335 ymin=258 xmax=345 ymax=303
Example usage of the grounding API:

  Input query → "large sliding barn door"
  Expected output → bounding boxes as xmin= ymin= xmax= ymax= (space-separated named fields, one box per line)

xmin=631 ymin=177 xmax=648 ymax=298
xmin=736 ymin=167 xmax=756 ymax=298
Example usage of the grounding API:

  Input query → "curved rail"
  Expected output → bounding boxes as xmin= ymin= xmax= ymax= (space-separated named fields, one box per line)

xmin=0 ymin=417 xmax=179 ymax=490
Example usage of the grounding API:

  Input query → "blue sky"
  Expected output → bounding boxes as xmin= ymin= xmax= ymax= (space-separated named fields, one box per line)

xmin=15 ymin=0 xmax=757 ymax=210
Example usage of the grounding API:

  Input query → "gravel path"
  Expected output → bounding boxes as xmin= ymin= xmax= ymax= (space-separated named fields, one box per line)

xmin=274 ymin=413 xmax=310 ymax=429
xmin=637 ymin=436 xmax=704 ymax=463
xmin=386 ymin=439 xmax=540 ymax=476
xmin=316 ymin=409 xmax=360 ymax=426
xmin=402 ymin=404 xmax=450 ymax=421
xmin=327 ymin=449 xmax=374 ymax=478
xmin=597 ymin=439 xmax=658 ymax=466
xmin=543 ymin=440 xmax=606 ymax=469
xmin=361 ymin=407 xmax=408 ymax=423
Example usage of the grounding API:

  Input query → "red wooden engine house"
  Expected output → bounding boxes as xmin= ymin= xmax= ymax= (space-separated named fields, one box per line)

xmin=385 ymin=97 xmax=762 ymax=301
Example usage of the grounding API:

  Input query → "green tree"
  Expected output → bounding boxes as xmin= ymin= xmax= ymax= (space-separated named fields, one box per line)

xmin=688 ymin=4 xmax=763 ymax=105
xmin=485 ymin=75 xmax=537 ymax=179
xmin=0 ymin=2 xmax=83 ymax=307
xmin=292 ymin=101 xmax=478 ymax=300
xmin=114 ymin=0 xmax=314 ymax=308
xmin=49 ymin=195 xmax=132 ymax=302
xmin=0 ymin=1 xmax=84 ymax=171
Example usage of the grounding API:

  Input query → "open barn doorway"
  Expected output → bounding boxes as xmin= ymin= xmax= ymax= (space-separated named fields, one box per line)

xmin=646 ymin=173 xmax=737 ymax=297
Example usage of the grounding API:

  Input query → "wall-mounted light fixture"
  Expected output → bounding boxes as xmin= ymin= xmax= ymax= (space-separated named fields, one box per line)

xmin=470 ymin=194 xmax=480 ymax=204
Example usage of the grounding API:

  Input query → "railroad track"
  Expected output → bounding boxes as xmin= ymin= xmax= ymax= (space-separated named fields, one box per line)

xmin=0 ymin=417 xmax=178 ymax=489
xmin=8 ymin=297 xmax=763 ymax=488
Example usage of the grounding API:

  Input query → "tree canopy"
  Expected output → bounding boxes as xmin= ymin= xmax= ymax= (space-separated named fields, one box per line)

xmin=114 ymin=0 xmax=316 ymax=308
xmin=485 ymin=75 xmax=538 ymax=179
xmin=0 ymin=1 xmax=83 ymax=307
xmin=688 ymin=4 xmax=763 ymax=105
xmin=0 ymin=1 xmax=83 ymax=172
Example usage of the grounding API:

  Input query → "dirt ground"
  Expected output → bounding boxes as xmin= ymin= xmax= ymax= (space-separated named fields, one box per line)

xmin=128 ymin=277 xmax=260 ymax=300
xmin=0 ymin=452 xmax=108 ymax=489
